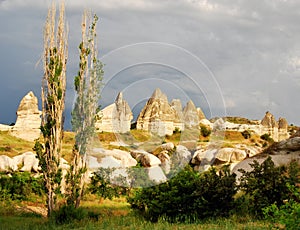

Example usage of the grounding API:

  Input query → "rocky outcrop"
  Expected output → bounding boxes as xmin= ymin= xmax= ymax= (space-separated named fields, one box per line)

xmin=95 ymin=92 xmax=133 ymax=133
xmin=170 ymin=99 xmax=185 ymax=131
xmin=220 ymin=113 xmax=290 ymax=142
xmin=90 ymin=148 xmax=137 ymax=168
xmin=261 ymin=111 xmax=279 ymax=141
xmin=278 ymin=117 xmax=289 ymax=141
xmin=137 ymin=88 xmax=184 ymax=136
xmin=183 ymin=100 xmax=200 ymax=128
xmin=10 ymin=91 xmax=41 ymax=141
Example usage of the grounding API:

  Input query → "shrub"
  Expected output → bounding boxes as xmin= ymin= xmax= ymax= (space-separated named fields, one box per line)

xmin=173 ymin=127 xmax=181 ymax=134
xmin=263 ymin=185 xmax=300 ymax=230
xmin=128 ymin=165 xmax=237 ymax=222
xmin=0 ymin=172 xmax=45 ymax=201
xmin=241 ymin=130 xmax=251 ymax=139
xmin=260 ymin=133 xmax=273 ymax=142
xmin=200 ymin=125 xmax=211 ymax=137
xmin=238 ymin=157 xmax=300 ymax=218
xmin=89 ymin=168 xmax=123 ymax=200
xmin=51 ymin=205 xmax=88 ymax=225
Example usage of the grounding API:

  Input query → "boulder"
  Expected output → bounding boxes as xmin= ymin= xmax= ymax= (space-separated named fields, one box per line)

xmin=215 ymin=148 xmax=247 ymax=163
xmin=12 ymin=152 xmax=40 ymax=172
xmin=92 ymin=148 xmax=137 ymax=168
xmin=95 ymin=92 xmax=133 ymax=133
xmin=19 ymin=152 xmax=40 ymax=172
xmin=161 ymin=142 xmax=174 ymax=151
xmin=157 ymin=151 xmax=171 ymax=174
xmin=171 ymin=145 xmax=192 ymax=169
xmin=140 ymin=153 xmax=161 ymax=167
xmin=192 ymin=148 xmax=217 ymax=165
xmin=147 ymin=166 xmax=167 ymax=183
xmin=271 ymin=137 xmax=300 ymax=153
xmin=10 ymin=91 xmax=41 ymax=141
xmin=0 ymin=155 xmax=17 ymax=171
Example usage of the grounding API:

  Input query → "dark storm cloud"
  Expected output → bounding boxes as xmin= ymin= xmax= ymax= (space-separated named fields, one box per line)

xmin=0 ymin=0 xmax=300 ymax=128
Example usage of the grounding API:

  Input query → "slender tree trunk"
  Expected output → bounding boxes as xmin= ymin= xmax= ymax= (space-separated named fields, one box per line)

xmin=35 ymin=1 xmax=68 ymax=217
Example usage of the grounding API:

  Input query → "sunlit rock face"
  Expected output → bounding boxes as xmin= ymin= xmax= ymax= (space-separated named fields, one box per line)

xmin=137 ymin=88 xmax=184 ymax=136
xmin=95 ymin=92 xmax=133 ymax=133
xmin=10 ymin=91 xmax=41 ymax=141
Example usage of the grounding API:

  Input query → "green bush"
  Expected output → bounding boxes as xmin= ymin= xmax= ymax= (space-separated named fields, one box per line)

xmin=51 ymin=205 xmax=88 ymax=225
xmin=263 ymin=185 xmax=300 ymax=230
xmin=238 ymin=157 xmax=300 ymax=218
xmin=128 ymin=165 xmax=237 ymax=222
xmin=200 ymin=125 xmax=211 ymax=137
xmin=241 ymin=130 xmax=251 ymax=139
xmin=89 ymin=168 xmax=122 ymax=200
xmin=260 ymin=133 xmax=273 ymax=142
xmin=0 ymin=172 xmax=45 ymax=200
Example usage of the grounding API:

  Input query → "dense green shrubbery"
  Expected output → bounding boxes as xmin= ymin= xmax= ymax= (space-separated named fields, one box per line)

xmin=263 ymin=185 xmax=300 ymax=229
xmin=128 ymin=165 xmax=237 ymax=222
xmin=50 ymin=205 xmax=88 ymax=225
xmin=238 ymin=157 xmax=300 ymax=218
xmin=200 ymin=125 xmax=211 ymax=137
xmin=0 ymin=172 xmax=45 ymax=200
xmin=127 ymin=157 xmax=300 ymax=223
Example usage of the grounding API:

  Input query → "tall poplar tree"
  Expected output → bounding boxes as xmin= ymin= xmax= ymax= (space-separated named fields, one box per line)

xmin=65 ymin=11 xmax=103 ymax=208
xmin=34 ymin=1 xmax=68 ymax=217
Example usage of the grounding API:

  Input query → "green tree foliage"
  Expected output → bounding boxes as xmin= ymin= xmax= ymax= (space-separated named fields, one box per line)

xmin=65 ymin=12 xmax=103 ymax=208
xmin=260 ymin=133 xmax=273 ymax=142
xmin=238 ymin=157 xmax=300 ymax=218
xmin=200 ymin=125 xmax=211 ymax=137
xmin=89 ymin=168 xmax=128 ymax=200
xmin=263 ymin=185 xmax=300 ymax=230
xmin=128 ymin=165 xmax=237 ymax=222
xmin=0 ymin=172 xmax=45 ymax=200
xmin=241 ymin=130 xmax=251 ymax=139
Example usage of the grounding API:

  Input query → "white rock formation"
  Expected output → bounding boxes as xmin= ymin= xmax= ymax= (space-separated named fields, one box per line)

xmin=136 ymin=88 xmax=184 ymax=136
xmin=183 ymin=100 xmax=200 ymax=128
xmin=0 ymin=155 xmax=17 ymax=171
xmin=95 ymin=92 xmax=133 ymax=133
xmin=10 ymin=91 xmax=41 ymax=141
xmin=91 ymin=148 xmax=137 ymax=168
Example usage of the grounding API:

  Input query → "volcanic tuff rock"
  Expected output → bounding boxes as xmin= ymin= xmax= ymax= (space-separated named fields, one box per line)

xmin=183 ymin=100 xmax=199 ymax=128
xmin=278 ymin=117 xmax=289 ymax=140
xmin=10 ymin=91 xmax=41 ymax=141
xmin=137 ymin=88 xmax=184 ymax=136
xmin=95 ymin=92 xmax=133 ymax=133
xmin=261 ymin=111 xmax=279 ymax=141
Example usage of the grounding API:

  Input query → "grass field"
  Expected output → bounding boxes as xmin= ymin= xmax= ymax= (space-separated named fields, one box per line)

xmin=0 ymin=197 xmax=270 ymax=230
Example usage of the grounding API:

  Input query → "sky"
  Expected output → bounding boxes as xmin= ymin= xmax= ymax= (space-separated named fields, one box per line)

xmin=0 ymin=0 xmax=300 ymax=129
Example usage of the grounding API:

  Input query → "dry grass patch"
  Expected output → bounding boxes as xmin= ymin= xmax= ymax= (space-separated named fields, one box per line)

xmin=0 ymin=131 xmax=34 ymax=157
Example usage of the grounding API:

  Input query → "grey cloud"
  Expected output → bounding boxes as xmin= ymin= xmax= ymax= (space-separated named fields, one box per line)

xmin=0 ymin=0 xmax=300 ymax=128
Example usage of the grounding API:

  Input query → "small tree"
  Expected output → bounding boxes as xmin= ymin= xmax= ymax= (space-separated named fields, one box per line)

xmin=238 ymin=157 xmax=289 ymax=217
xmin=200 ymin=124 xmax=211 ymax=137
xmin=65 ymin=12 xmax=103 ymax=208
xmin=34 ymin=1 xmax=67 ymax=217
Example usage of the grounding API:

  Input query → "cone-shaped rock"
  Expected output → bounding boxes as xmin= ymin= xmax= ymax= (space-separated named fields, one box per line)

xmin=137 ymin=88 xmax=182 ymax=136
xmin=95 ymin=92 xmax=133 ymax=133
xmin=183 ymin=100 xmax=199 ymax=128
xmin=10 ymin=91 xmax=41 ymax=141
